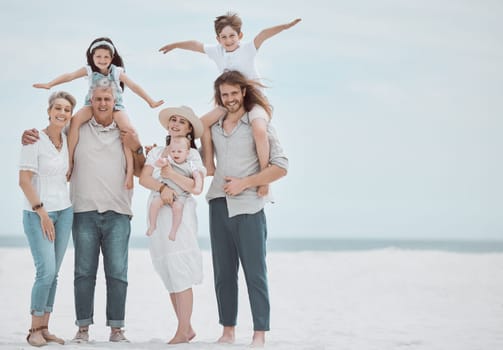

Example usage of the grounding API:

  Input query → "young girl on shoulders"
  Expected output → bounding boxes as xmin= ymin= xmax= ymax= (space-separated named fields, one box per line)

xmin=34 ymin=37 xmax=164 ymax=188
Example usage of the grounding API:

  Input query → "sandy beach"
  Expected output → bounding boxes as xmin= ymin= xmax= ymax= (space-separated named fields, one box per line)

xmin=1 ymin=247 xmax=502 ymax=350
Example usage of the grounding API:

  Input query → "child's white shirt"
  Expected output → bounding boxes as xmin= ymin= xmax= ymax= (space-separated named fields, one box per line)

xmin=248 ymin=105 xmax=271 ymax=124
xmin=204 ymin=41 xmax=260 ymax=82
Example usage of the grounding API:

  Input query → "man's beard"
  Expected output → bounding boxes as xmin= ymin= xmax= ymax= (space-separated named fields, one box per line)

xmin=225 ymin=100 xmax=242 ymax=113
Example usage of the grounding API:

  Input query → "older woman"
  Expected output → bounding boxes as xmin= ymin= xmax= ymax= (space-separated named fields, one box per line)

xmin=19 ymin=91 xmax=76 ymax=346
xmin=139 ymin=105 xmax=206 ymax=344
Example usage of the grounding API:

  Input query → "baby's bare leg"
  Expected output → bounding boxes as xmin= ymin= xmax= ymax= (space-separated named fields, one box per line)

xmin=147 ymin=197 xmax=164 ymax=236
xmin=168 ymin=201 xmax=184 ymax=241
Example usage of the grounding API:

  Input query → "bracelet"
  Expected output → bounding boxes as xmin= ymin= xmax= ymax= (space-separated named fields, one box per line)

xmin=135 ymin=146 xmax=144 ymax=155
xmin=158 ymin=183 xmax=167 ymax=194
xmin=32 ymin=202 xmax=44 ymax=211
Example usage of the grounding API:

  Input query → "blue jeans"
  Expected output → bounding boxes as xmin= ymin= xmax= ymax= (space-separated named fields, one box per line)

xmin=23 ymin=207 xmax=73 ymax=316
xmin=72 ymin=211 xmax=131 ymax=328
xmin=209 ymin=198 xmax=270 ymax=331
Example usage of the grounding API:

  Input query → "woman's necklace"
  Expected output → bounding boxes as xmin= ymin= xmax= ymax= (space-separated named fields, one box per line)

xmin=43 ymin=128 xmax=62 ymax=151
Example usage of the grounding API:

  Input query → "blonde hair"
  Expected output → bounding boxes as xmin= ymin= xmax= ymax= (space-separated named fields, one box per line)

xmin=48 ymin=91 xmax=77 ymax=113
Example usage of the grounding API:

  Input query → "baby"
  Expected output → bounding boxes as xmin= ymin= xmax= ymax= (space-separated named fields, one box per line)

xmin=147 ymin=136 xmax=203 ymax=240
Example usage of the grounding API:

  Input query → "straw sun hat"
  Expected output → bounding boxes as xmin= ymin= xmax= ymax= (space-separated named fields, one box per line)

xmin=158 ymin=106 xmax=204 ymax=139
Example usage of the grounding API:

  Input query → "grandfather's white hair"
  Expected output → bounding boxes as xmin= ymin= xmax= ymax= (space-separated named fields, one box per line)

xmin=89 ymin=78 xmax=118 ymax=99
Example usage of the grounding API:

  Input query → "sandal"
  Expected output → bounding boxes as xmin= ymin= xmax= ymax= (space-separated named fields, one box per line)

xmin=26 ymin=327 xmax=47 ymax=347
xmin=40 ymin=326 xmax=65 ymax=345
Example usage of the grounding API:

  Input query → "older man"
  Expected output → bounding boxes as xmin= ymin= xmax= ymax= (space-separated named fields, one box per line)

xmin=70 ymin=80 xmax=145 ymax=343
xmin=22 ymin=80 xmax=145 ymax=343
xmin=204 ymin=70 xmax=288 ymax=347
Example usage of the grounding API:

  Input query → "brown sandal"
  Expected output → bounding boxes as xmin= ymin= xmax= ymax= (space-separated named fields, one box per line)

xmin=39 ymin=326 xmax=65 ymax=345
xmin=26 ymin=326 xmax=47 ymax=347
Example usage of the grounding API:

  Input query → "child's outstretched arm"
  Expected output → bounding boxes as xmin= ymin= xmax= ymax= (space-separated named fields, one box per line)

xmin=119 ymin=72 xmax=164 ymax=108
xmin=254 ymin=18 xmax=302 ymax=50
xmin=159 ymin=40 xmax=205 ymax=54
xmin=33 ymin=67 xmax=87 ymax=89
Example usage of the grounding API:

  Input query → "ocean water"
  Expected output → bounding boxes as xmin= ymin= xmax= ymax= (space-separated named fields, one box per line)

xmin=1 ymin=235 xmax=503 ymax=253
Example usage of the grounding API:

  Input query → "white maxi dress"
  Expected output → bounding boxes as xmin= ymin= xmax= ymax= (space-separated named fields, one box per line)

xmin=146 ymin=146 xmax=204 ymax=293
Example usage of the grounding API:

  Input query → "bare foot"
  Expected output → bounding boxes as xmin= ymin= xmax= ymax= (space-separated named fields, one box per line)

xmin=217 ymin=326 xmax=235 ymax=344
xmin=168 ymin=334 xmax=189 ymax=344
xmin=168 ymin=232 xmax=176 ymax=241
xmin=217 ymin=333 xmax=235 ymax=344
xmin=217 ymin=335 xmax=235 ymax=344
xmin=250 ymin=331 xmax=265 ymax=347
xmin=168 ymin=327 xmax=196 ymax=344
xmin=188 ymin=330 xmax=196 ymax=341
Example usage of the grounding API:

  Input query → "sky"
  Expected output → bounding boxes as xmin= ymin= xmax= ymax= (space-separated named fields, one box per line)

xmin=1 ymin=0 xmax=501 ymax=240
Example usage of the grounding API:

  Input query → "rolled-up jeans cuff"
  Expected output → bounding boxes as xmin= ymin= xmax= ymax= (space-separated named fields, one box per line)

xmin=75 ymin=318 xmax=93 ymax=327
xmin=31 ymin=307 xmax=52 ymax=317
xmin=107 ymin=320 xmax=124 ymax=328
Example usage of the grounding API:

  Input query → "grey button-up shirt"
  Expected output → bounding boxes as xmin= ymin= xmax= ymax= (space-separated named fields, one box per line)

xmin=206 ymin=112 xmax=288 ymax=217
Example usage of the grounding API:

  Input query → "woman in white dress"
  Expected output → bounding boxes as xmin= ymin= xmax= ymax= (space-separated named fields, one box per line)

xmin=139 ymin=105 xmax=206 ymax=344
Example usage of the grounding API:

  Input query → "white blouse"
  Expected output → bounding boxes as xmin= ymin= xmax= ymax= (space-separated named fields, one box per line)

xmin=19 ymin=132 xmax=71 ymax=212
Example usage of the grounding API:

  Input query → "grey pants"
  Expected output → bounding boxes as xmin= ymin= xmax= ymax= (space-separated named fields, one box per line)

xmin=209 ymin=198 xmax=270 ymax=331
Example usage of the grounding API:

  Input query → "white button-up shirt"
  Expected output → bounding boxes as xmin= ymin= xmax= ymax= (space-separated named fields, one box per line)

xmin=19 ymin=132 xmax=71 ymax=212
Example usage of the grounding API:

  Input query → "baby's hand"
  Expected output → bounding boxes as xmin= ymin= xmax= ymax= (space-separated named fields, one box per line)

xmin=150 ymin=100 xmax=165 ymax=108
xmin=33 ymin=83 xmax=51 ymax=89
xmin=155 ymin=157 xmax=168 ymax=167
